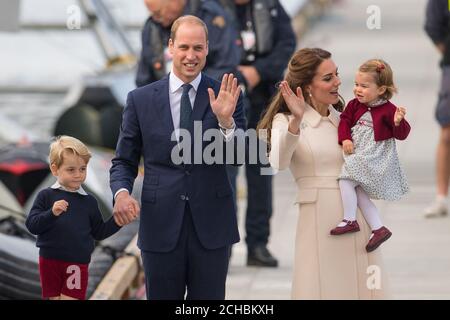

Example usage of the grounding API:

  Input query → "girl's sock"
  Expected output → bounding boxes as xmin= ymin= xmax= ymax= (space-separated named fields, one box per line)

xmin=338 ymin=179 xmax=358 ymax=223
xmin=355 ymin=186 xmax=383 ymax=231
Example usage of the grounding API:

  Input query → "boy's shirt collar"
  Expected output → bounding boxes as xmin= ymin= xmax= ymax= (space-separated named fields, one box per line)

xmin=51 ymin=181 xmax=88 ymax=196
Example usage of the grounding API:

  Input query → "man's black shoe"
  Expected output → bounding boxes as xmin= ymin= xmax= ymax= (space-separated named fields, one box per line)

xmin=247 ymin=246 xmax=278 ymax=267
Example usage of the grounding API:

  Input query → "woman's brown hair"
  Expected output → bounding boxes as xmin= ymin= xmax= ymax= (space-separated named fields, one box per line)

xmin=257 ymin=48 xmax=344 ymax=151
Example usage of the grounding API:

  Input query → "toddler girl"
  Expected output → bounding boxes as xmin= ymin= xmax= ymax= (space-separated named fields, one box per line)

xmin=330 ymin=59 xmax=410 ymax=252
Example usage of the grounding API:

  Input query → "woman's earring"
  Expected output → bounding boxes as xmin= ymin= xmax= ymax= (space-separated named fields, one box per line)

xmin=308 ymin=92 xmax=312 ymax=98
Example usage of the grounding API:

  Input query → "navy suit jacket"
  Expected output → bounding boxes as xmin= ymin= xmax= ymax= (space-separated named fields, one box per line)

xmin=110 ymin=73 xmax=246 ymax=252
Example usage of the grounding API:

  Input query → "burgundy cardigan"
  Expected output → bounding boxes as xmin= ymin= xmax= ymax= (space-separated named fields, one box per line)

xmin=338 ymin=98 xmax=411 ymax=145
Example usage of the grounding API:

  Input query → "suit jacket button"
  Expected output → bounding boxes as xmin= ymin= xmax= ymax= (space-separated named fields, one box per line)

xmin=185 ymin=171 xmax=190 ymax=175
xmin=180 ymin=195 xmax=186 ymax=201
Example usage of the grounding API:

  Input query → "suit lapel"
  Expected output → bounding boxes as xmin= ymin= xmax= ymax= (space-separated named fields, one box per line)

xmin=153 ymin=76 xmax=176 ymax=136
xmin=191 ymin=75 xmax=210 ymax=123
xmin=190 ymin=75 xmax=210 ymax=142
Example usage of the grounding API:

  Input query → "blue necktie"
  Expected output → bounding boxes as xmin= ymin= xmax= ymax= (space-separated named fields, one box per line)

xmin=180 ymin=83 xmax=193 ymax=131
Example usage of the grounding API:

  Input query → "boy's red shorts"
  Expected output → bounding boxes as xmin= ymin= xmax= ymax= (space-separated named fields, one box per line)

xmin=39 ymin=256 xmax=89 ymax=300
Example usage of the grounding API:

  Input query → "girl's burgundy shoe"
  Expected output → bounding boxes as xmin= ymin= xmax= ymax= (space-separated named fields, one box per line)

xmin=330 ymin=220 xmax=360 ymax=235
xmin=365 ymin=226 xmax=392 ymax=252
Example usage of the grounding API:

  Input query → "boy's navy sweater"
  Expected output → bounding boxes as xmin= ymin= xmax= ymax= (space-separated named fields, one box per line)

xmin=26 ymin=188 xmax=121 ymax=264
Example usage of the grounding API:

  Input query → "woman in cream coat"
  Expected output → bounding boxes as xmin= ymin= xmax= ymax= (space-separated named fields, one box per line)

xmin=258 ymin=48 xmax=389 ymax=299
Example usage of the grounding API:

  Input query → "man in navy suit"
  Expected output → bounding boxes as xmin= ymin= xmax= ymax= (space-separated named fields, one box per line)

xmin=110 ymin=15 xmax=246 ymax=300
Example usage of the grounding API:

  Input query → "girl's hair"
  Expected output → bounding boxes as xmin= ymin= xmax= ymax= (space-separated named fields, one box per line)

xmin=257 ymin=48 xmax=344 ymax=150
xmin=49 ymin=135 xmax=91 ymax=168
xmin=358 ymin=58 xmax=397 ymax=100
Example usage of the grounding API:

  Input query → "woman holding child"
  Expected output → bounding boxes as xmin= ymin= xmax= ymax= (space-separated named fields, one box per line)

xmin=258 ymin=48 xmax=396 ymax=299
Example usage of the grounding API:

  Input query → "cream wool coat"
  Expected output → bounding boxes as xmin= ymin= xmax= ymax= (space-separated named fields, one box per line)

xmin=270 ymin=104 xmax=389 ymax=300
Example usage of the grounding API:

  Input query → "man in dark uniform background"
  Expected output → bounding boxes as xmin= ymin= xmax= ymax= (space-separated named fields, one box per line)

xmin=136 ymin=0 xmax=241 ymax=87
xmin=227 ymin=0 xmax=296 ymax=267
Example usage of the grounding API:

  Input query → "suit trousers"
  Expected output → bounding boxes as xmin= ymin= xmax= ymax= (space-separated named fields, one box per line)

xmin=141 ymin=202 xmax=230 ymax=300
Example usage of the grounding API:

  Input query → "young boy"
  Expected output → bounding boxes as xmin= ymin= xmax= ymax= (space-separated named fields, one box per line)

xmin=26 ymin=135 xmax=125 ymax=300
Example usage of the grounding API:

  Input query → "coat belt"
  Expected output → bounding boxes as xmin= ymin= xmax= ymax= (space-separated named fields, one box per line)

xmin=295 ymin=177 xmax=339 ymax=190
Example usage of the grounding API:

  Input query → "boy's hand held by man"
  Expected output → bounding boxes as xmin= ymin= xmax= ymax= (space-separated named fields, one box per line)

xmin=113 ymin=192 xmax=140 ymax=226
